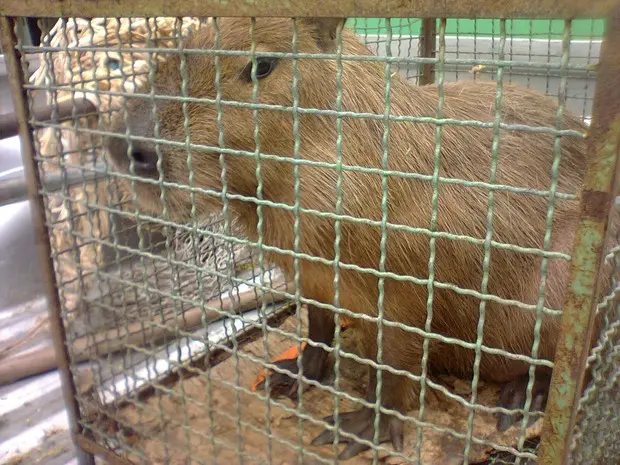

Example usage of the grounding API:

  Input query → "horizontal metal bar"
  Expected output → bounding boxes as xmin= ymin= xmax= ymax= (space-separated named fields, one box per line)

xmin=75 ymin=435 xmax=133 ymax=465
xmin=0 ymin=0 xmax=616 ymax=19
xmin=97 ymin=300 xmax=289 ymax=405
xmin=0 ymin=97 xmax=97 ymax=140
xmin=0 ymin=53 xmax=40 ymax=77
xmin=16 ymin=45 xmax=600 ymax=71
xmin=0 ymin=162 xmax=107 ymax=207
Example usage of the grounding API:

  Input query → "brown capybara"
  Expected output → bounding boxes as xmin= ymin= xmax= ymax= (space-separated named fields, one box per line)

xmin=106 ymin=17 xmax=606 ymax=460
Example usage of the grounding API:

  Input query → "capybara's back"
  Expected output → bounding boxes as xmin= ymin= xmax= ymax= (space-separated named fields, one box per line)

xmin=245 ymin=25 xmax=589 ymax=391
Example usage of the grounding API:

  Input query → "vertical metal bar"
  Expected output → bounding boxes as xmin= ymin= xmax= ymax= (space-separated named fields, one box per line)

xmin=0 ymin=16 xmax=96 ymax=465
xmin=538 ymin=6 xmax=620 ymax=465
xmin=419 ymin=18 xmax=437 ymax=85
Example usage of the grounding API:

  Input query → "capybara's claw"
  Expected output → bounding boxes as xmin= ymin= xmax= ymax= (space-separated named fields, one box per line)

xmin=312 ymin=407 xmax=404 ymax=460
xmin=260 ymin=357 xmax=304 ymax=400
xmin=252 ymin=342 xmax=306 ymax=399
xmin=252 ymin=340 xmax=332 ymax=400
xmin=496 ymin=372 xmax=551 ymax=432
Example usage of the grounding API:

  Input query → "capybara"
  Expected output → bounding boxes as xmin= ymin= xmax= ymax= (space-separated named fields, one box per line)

xmin=106 ymin=17 xmax=606 ymax=460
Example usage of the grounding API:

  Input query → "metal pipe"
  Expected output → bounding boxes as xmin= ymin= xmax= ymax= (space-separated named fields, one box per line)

xmin=538 ymin=6 xmax=620 ymax=464
xmin=0 ymin=16 xmax=96 ymax=465
xmin=0 ymin=97 xmax=97 ymax=140
xmin=0 ymin=162 xmax=108 ymax=207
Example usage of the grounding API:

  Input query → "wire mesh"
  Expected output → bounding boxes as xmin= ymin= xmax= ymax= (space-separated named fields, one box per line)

xmin=354 ymin=18 xmax=603 ymax=122
xmin=4 ymin=11 xmax=618 ymax=465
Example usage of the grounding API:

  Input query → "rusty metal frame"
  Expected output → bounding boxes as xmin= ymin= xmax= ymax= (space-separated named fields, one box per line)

xmin=1 ymin=1 xmax=619 ymax=465
xmin=76 ymin=436 xmax=134 ymax=465
xmin=0 ymin=0 xmax=618 ymax=19
xmin=538 ymin=5 xmax=620 ymax=465
xmin=418 ymin=18 xmax=437 ymax=85
xmin=0 ymin=16 xmax=96 ymax=465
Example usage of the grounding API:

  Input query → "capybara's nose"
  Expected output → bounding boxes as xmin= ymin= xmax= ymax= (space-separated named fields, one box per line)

xmin=106 ymin=135 xmax=160 ymax=178
xmin=129 ymin=145 xmax=160 ymax=177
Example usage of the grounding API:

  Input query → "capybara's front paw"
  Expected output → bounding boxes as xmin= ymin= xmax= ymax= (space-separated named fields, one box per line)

xmin=253 ymin=343 xmax=331 ymax=401
xmin=312 ymin=407 xmax=404 ymax=460
xmin=496 ymin=372 xmax=551 ymax=432
xmin=257 ymin=357 xmax=305 ymax=400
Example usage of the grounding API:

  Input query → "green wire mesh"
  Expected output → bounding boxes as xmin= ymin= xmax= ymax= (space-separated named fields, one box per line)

xmin=349 ymin=18 xmax=601 ymax=122
xmin=9 ymin=13 xmax=617 ymax=465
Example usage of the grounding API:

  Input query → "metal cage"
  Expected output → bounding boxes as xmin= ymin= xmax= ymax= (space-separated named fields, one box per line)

xmin=0 ymin=1 xmax=618 ymax=464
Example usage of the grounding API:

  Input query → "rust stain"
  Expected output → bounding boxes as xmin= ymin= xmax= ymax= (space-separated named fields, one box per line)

xmin=580 ymin=190 xmax=612 ymax=222
xmin=538 ymin=4 xmax=620 ymax=463
xmin=583 ymin=118 xmax=620 ymax=192
xmin=0 ymin=0 xmax=619 ymax=18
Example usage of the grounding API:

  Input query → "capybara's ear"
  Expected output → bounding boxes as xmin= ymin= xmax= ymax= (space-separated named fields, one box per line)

xmin=300 ymin=18 xmax=347 ymax=52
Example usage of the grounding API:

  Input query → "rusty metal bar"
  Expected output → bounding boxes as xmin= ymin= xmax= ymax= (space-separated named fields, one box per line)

xmin=76 ymin=435 xmax=134 ymax=465
xmin=537 ymin=6 xmax=620 ymax=465
xmin=0 ymin=97 xmax=97 ymax=140
xmin=419 ymin=18 xmax=437 ymax=85
xmin=0 ymin=16 xmax=96 ymax=465
xmin=0 ymin=0 xmax=617 ymax=19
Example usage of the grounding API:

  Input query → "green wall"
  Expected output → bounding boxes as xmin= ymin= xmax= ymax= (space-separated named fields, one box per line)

xmin=347 ymin=19 xmax=605 ymax=39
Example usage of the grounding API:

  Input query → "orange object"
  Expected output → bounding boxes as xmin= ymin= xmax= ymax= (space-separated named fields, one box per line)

xmin=251 ymin=342 xmax=307 ymax=392
xmin=273 ymin=342 xmax=308 ymax=364
xmin=250 ymin=315 xmax=354 ymax=392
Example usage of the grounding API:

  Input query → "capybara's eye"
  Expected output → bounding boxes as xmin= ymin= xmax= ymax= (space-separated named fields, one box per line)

xmin=240 ymin=57 xmax=278 ymax=82
xmin=255 ymin=57 xmax=276 ymax=78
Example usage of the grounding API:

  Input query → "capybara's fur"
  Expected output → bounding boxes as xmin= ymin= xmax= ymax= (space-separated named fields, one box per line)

xmin=107 ymin=17 xmax=608 ymax=444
